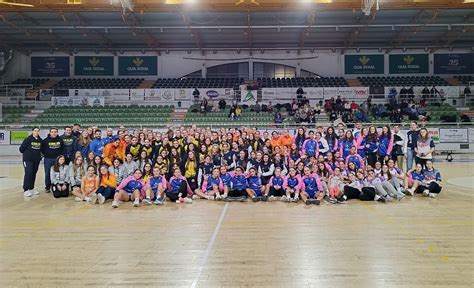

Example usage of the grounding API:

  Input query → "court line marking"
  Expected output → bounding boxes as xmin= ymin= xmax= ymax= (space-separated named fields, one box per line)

xmin=191 ymin=202 xmax=229 ymax=288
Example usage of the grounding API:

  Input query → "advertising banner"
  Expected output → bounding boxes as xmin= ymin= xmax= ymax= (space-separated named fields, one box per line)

xmin=353 ymin=87 xmax=370 ymax=98
xmin=159 ymin=89 xmax=175 ymax=102
xmin=385 ymin=86 xmax=460 ymax=99
xmin=174 ymin=89 xmax=193 ymax=101
xmin=345 ymin=54 xmax=384 ymax=74
xmin=68 ymin=89 xmax=99 ymax=97
xmin=305 ymin=87 xmax=324 ymax=100
xmin=261 ymin=88 xmax=277 ymax=101
xmin=144 ymin=89 xmax=163 ymax=102
xmin=39 ymin=89 xmax=54 ymax=101
xmin=275 ymin=88 xmax=294 ymax=100
xmin=112 ymin=89 xmax=130 ymax=100
xmin=427 ymin=128 xmax=440 ymax=144
xmin=439 ymin=128 xmax=468 ymax=143
xmin=0 ymin=130 xmax=10 ymax=145
xmin=87 ymin=96 xmax=105 ymax=107
xmin=323 ymin=87 xmax=339 ymax=99
xmin=51 ymin=96 xmax=104 ymax=107
xmin=241 ymin=90 xmax=257 ymax=105
xmin=118 ymin=56 xmax=158 ymax=76
xmin=99 ymin=89 xmax=113 ymax=97
xmin=31 ymin=56 xmax=70 ymax=77
xmin=10 ymin=131 xmax=30 ymax=145
xmin=389 ymin=54 xmax=429 ymax=74
xmin=434 ymin=53 xmax=474 ymax=74
xmin=74 ymin=56 xmax=114 ymax=76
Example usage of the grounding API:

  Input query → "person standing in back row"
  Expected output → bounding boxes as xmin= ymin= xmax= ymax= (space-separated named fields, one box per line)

xmin=19 ymin=127 xmax=42 ymax=197
xmin=61 ymin=126 xmax=78 ymax=165
xmin=41 ymin=127 xmax=64 ymax=193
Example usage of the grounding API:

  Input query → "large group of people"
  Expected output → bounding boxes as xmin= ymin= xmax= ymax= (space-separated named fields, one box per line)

xmin=19 ymin=120 xmax=442 ymax=208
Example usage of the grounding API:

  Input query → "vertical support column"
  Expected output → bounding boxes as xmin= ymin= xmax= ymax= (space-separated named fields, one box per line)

xmin=202 ymin=63 xmax=206 ymax=78
xmin=296 ymin=62 xmax=301 ymax=77
xmin=249 ymin=59 xmax=253 ymax=80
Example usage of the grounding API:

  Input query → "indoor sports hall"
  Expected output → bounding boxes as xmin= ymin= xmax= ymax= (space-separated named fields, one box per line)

xmin=0 ymin=0 xmax=473 ymax=287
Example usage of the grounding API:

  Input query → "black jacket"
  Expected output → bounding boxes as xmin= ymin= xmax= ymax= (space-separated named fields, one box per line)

xmin=19 ymin=135 xmax=42 ymax=162
xmin=60 ymin=134 xmax=78 ymax=156
xmin=41 ymin=135 xmax=64 ymax=159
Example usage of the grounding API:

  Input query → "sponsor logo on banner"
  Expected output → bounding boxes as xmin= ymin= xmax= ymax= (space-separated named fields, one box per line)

xmin=305 ymin=88 xmax=324 ymax=100
xmin=242 ymin=90 xmax=257 ymax=105
xmin=10 ymin=131 xmax=30 ymax=145
xmin=31 ymin=56 xmax=70 ymax=77
xmin=353 ymin=87 xmax=369 ymax=97
xmin=0 ymin=130 xmax=10 ymax=145
xmin=112 ymin=89 xmax=130 ymax=99
xmin=206 ymin=90 xmax=219 ymax=98
xmin=262 ymin=88 xmax=276 ymax=100
xmin=161 ymin=89 xmax=174 ymax=101
xmin=427 ymin=128 xmax=440 ymax=144
xmin=75 ymin=56 xmax=114 ymax=76
xmin=99 ymin=89 xmax=113 ymax=97
xmin=118 ymin=56 xmax=158 ymax=76
xmin=323 ymin=87 xmax=339 ymax=99
xmin=338 ymin=87 xmax=353 ymax=98
xmin=345 ymin=54 xmax=384 ymax=74
xmin=87 ymin=96 xmax=105 ymax=107
xmin=174 ymin=89 xmax=192 ymax=100
xmin=434 ymin=53 xmax=474 ymax=74
xmin=389 ymin=54 xmax=429 ymax=74
xmin=144 ymin=89 xmax=162 ymax=101
xmin=439 ymin=128 xmax=468 ymax=143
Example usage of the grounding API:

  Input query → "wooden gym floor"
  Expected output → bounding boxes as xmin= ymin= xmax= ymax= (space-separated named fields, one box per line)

xmin=0 ymin=158 xmax=473 ymax=287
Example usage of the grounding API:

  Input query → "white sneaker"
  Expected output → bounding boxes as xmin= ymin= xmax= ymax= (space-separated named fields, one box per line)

xmin=428 ymin=193 xmax=437 ymax=198
xmin=31 ymin=189 xmax=40 ymax=195
xmin=184 ymin=197 xmax=193 ymax=204
xmin=23 ymin=190 xmax=33 ymax=197
xmin=293 ymin=197 xmax=299 ymax=203
xmin=207 ymin=195 xmax=215 ymax=200
xmin=192 ymin=195 xmax=199 ymax=200
xmin=84 ymin=196 xmax=92 ymax=202
xmin=133 ymin=198 xmax=140 ymax=207
xmin=97 ymin=194 xmax=106 ymax=205
xmin=406 ymin=188 xmax=414 ymax=196
xmin=111 ymin=200 xmax=120 ymax=208
xmin=281 ymin=195 xmax=288 ymax=202
xmin=268 ymin=195 xmax=275 ymax=202
xmin=215 ymin=194 xmax=222 ymax=201
xmin=90 ymin=193 xmax=98 ymax=204
xmin=422 ymin=189 xmax=430 ymax=197
xmin=74 ymin=197 xmax=83 ymax=202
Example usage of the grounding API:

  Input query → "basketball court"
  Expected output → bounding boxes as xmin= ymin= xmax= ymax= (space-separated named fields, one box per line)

xmin=1 ymin=157 xmax=472 ymax=287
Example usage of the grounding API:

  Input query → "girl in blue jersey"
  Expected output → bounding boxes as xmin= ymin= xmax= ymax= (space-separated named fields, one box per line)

xmin=265 ymin=167 xmax=286 ymax=201
xmin=420 ymin=160 xmax=442 ymax=198
xmin=339 ymin=130 xmax=356 ymax=159
xmin=301 ymin=166 xmax=324 ymax=205
xmin=377 ymin=126 xmax=394 ymax=165
xmin=365 ymin=126 xmax=379 ymax=168
xmin=227 ymin=166 xmax=248 ymax=201
xmin=404 ymin=163 xmax=424 ymax=196
xmin=247 ymin=167 xmax=266 ymax=202
xmin=345 ymin=146 xmax=365 ymax=170
xmin=144 ymin=167 xmax=167 ymax=205
xmin=355 ymin=128 xmax=368 ymax=158
xmin=294 ymin=127 xmax=306 ymax=151
xmin=112 ymin=169 xmax=145 ymax=208
xmin=325 ymin=126 xmax=339 ymax=154
xmin=167 ymin=167 xmax=193 ymax=204
xmin=195 ymin=167 xmax=224 ymax=200
xmin=219 ymin=165 xmax=232 ymax=199
xmin=284 ymin=167 xmax=302 ymax=202
xmin=301 ymin=130 xmax=318 ymax=157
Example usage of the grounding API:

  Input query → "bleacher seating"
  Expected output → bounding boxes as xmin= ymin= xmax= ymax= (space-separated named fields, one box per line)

xmin=258 ymin=77 xmax=348 ymax=88
xmin=33 ymin=105 xmax=173 ymax=127
xmin=1 ymin=106 xmax=34 ymax=124
xmin=153 ymin=78 xmax=244 ymax=89
xmin=454 ymin=75 xmax=474 ymax=85
xmin=8 ymin=78 xmax=49 ymax=88
xmin=53 ymin=78 xmax=144 ymax=89
xmin=359 ymin=76 xmax=449 ymax=88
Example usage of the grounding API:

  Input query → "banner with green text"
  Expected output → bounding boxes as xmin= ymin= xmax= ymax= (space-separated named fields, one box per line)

xmin=389 ymin=54 xmax=429 ymax=74
xmin=345 ymin=54 xmax=384 ymax=74
xmin=118 ymin=56 xmax=158 ymax=76
xmin=74 ymin=56 xmax=114 ymax=76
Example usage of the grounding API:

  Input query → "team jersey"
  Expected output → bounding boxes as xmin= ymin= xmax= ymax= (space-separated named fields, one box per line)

xmin=378 ymin=135 xmax=394 ymax=157
xmin=346 ymin=154 xmax=365 ymax=170
xmin=410 ymin=171 xmax=425 ymax=182
xmin=301 ymin=174 xmax=323 ymax=194
xmin=247 ymin=175 xmax=262 ymax=192
xmin=202 ymin=176 xmax=224 ymax=192
xmin=423 ymin=168 xmax=441 ymax=182
xmin=269 ymin=175 xmax=285 ymax=188
xmin=286 ymin=175 xmax=302 ymax=191
xmin=147 ymin=176 xmax=167 ymax=193
xmin=339 ymin=139 xmax=355 ymax=159
xmin=117 ymin=176 xmax=145 ymax=194
xmin=231 ymin=174 xmax=248 ymax=190
xmin=302 ymin=139 xmax=318 ymax=157
xmin=220 ymin=172 xmax=233 ymax=188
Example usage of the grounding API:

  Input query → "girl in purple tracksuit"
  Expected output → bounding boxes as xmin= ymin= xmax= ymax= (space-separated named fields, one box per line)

xmin=377 ymin=126 xmax=394 ymax=165
xmin=265 ymin=167 xmax=287 ymax=201
xmin=229 ymin=166 xmax=248 ymax=199
xmin=355 ymin=128 xmax=369 ymax=158
xmin=301 ymin=130 xmax=318 ymax=158
xmin=112 ymin=169 xmax=146 ymax=208
xmin=365 ymin=126 xmax=379 ymax=168
xmin=284 ymin=167 xmax=302 ymax=202
xmin=339 ymin=130 xmax=356 ymax=159
xmin=144 ymin=167 xmax=167 ymax=205
xmin=419 ymin=160 xmax=442 ymax=198
xmin=219 ymin=166 xmax=232 ymax=199
xmin=404 ymin=163 xmax=425 ymax=196
xmin=301 ymin=166 xmax=324 ymax=205
xmin=246 ymin=167 xmax=266 ymax=202
xmin=195 ymin=167 xmax=224 ymax=200
xmin=325 ymin=126 xmax=339 ymax=154
xmin=345 ymin=146 xmax=365 ymax=170
xmin=167 ymin=168 xmax=193 ymax=204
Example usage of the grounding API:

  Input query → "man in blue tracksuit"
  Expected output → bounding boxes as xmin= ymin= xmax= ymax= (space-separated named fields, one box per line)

xmin=89 ymin=129 xmax=106 ymax=157
xmin=41 ymin=127 xmax=64 ymax=193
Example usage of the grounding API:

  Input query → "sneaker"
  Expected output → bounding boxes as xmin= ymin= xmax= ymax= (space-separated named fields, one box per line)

xmin=215 ymin=194 xmax=222 ymax=201
xmin=293 ymin=197 xmax=300 ymax=203
xmin=223 ymin=197 xmax=232 ymax=202
xmin=281 ymin=195 xmax=288 ymax=202
xmin=252 ymin=196 xmax=259 ymax=202
xmin=31 ymin=189 xmax=40 ymax=195
xmin=328 ymin=198 xmax=337 ymax=204
xmin=386 ymin=195 xmax=394 ymax=202
xmin=261 ymin=195 xmax=268 ymax=202
xmin=178 ymin=197 xmax=185 ymax=204
xmin=74 ymin=196 xmax=83 ymax=202
xmin=97 ymin=194 xmax=106 ymax=205
xmin=428 ymin=193 xmax=437 ymax=198
xmin=422 ymin=189 xmax=430 ymax=197
xmin=268 ymin=195 xmax=275 ymax=202
xmin=133 ymin=198 xmax=140 ymax=207
xmin=305 ymin=199 xmax=311 ymax=205
xmin=154 ymin=198 xmax=163 ymax=205
xmin=313 ymin=199 xmax=321 ymax=205
xmin=192 ymin=195 xmax=199 ymax=200
xmin=84 ymin=196 xmax=92 ymax=203
xmin=337 ymin=197 xmax=347 ymax=204
xmin=45 ymin=188 xmax=50 ymax=193
xmin=406 ymin=188 xmax=414 ymax=196
xmin=23 ymin=190 xmax=33 ymax=197
xmin=397 ymin=195 xmax=405 ymax=201
xmin=184 ymin=197 xmax=193 ymax=204
xmin=143 ymin=198 xmax=152 ymax=205
xmin=111 ymin=200 xmax=120 ymax=208
xmin=90 ymin=193 xmax=98 ymax=204
xmin=237 ymin=196 xmax=247 ymax=202
xmin=377 ymin=196 xmax=387 ymax=203
xmin=207 ymin=195 xmax=215 ymax=201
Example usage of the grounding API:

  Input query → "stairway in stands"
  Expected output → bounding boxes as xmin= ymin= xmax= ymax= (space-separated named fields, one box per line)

xmin=137 ymin=80 xmax=156 ymax=89
xmin=38 ymin=79 xmax=58 ymax=90
xmin=446 ymin=78 xmax=463 ymax=86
